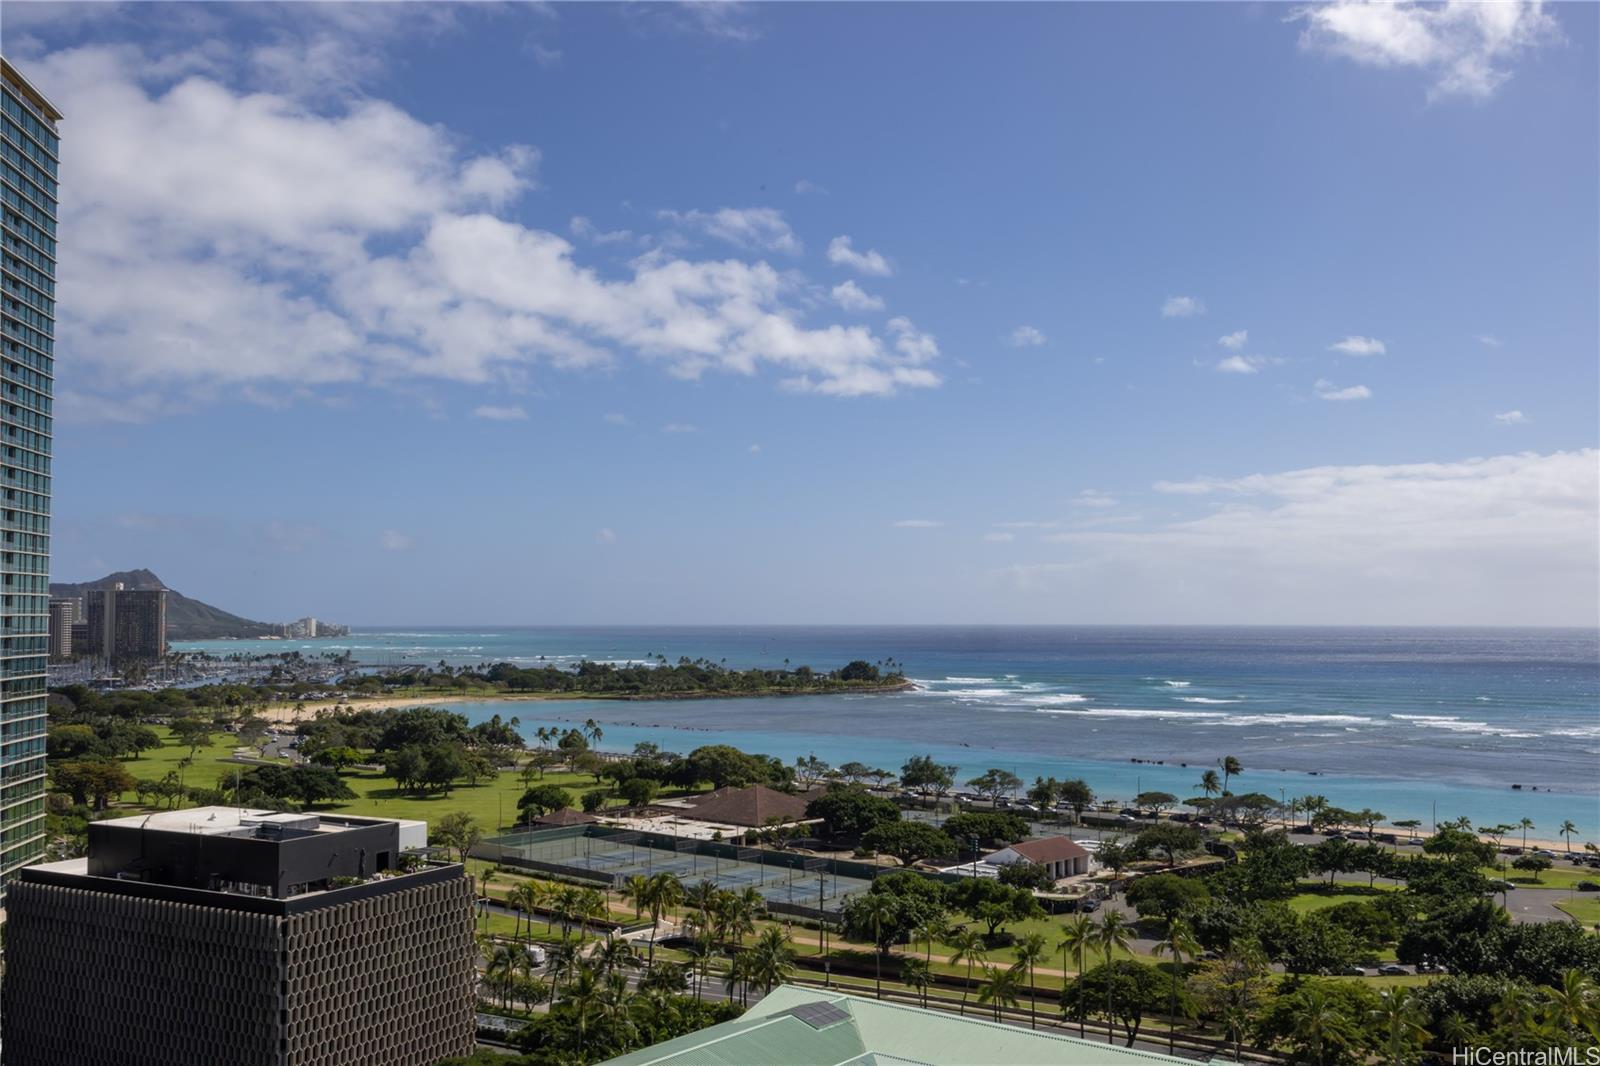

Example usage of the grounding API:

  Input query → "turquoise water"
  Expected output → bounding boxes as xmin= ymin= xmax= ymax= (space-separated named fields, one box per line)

xmin=174 ymin=626 xmax=1600 ymax=839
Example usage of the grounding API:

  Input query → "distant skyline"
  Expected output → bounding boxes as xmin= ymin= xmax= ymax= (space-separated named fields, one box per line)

xmin=11 ymin=1 xmax=1598 ymax=626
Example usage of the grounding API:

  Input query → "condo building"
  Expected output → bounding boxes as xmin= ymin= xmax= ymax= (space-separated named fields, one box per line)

xmin=81 ymin=582 xmax=168 ymax=664
xmin=0 ymin=56 xmax=59 ymax=902
xmin=46 ymin=595 xmax=74 ymax=659
xmin=2 ymin=808 xmax=477 ymax=1066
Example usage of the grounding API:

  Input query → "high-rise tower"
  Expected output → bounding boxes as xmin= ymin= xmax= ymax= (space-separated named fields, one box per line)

xmin=0 ymin=57 xmax=60 ymax=902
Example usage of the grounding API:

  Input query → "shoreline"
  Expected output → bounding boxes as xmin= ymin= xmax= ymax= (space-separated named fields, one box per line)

xmin=250 ymin=694 xmax=1598 ymax=846
xmin=254 ymin=680 xmax=914 ymax=724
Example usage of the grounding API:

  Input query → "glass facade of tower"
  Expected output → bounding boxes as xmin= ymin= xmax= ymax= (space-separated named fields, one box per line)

xmin=0 ymin=59 xmax=58 ymax=901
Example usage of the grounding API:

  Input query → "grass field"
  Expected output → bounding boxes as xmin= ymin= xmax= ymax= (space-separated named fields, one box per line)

xmin=1284 ymin=882 xmax=1398 ymax=915
xmin=1483 ymin=863 xmax=1599 ymax=890
xmin=109 ymin=731 xmax=608 ymax=835
xmin=1555 ymin=897 xmax=1600 ymax=926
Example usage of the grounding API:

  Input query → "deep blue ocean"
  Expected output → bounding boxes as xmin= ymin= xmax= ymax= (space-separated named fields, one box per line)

xmin=174 ymin=626 xmax=1600 ymax=839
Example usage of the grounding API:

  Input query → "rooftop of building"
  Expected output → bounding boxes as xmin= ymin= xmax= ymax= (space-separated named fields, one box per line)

xmin=94 ymin=806 xmax=425 ymax=842
xmin=16 ymin=807 xmax=442 ymax=910
xmin=599 ymin=985 xmax=1200 ymax=1066
xmin=994 ymin=836 xmax=1092 ymax=864
xmin=674 ymin=784 xmax=823 ymax=828
xmin=1 ymin=56 xmax=64 ymax=125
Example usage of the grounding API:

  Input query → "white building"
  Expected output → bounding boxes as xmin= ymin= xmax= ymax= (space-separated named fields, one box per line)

xmin=982 ymin=836 xmax=1093 ymax=880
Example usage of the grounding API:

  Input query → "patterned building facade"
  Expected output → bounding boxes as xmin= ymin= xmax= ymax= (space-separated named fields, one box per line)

xmin=0 ymin=56 xmax=59 ymax=901
xmin=2 ymin=812 xmax=476 ymax=1065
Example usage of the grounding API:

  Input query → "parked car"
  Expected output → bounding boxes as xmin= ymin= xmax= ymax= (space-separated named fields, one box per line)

xmin=1378 ymin=964 xmax=1408 ymax=976
xmin=1576 ymin=881 xmax=1600 ymax=892
xmin=1374 ymin=833 xmax=1398 ymax=844
xmin=1118 ymin=808 xmax=1140 ymax=817
xmin=1502 ymin=846 xmax=1523 ymax=856
xmin=1076 ymin=899 xmax=1100 ymax=913
xmin=1534 ymin=849 xmax=1558 ymax=859
xmin=1489 ymin=879 xmax=1517 ymax=892
xmin=1337 ymin=965 xmax=1365 ymax=976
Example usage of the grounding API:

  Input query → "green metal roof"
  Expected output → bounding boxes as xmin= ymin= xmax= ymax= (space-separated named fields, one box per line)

xmin=600 ymin=986 xmax=1199 ymax=1066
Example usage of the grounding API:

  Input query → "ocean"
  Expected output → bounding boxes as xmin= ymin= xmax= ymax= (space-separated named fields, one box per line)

xmin=173 ymin=626 xmax=1600 ymax=839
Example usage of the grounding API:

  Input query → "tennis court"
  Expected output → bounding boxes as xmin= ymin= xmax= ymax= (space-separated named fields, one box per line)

xmin=483 ymin=826 xmax=876 ymax=914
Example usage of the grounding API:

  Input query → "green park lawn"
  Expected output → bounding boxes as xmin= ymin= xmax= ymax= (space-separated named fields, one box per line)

xmin=1555 ymin=897 xmax=1600 ymax=926
xmin=1284 ymin=882 xmax=1399 ymax=915
xmin=1481 ymin=863 xmax=1598 ymax=890
xmin=110 ymin=731 xmax=605 ymax=835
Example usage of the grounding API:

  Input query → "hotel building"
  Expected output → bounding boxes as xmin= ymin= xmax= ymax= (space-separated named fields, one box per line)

xmin=0 ymin=56 xmax=60 ymax=902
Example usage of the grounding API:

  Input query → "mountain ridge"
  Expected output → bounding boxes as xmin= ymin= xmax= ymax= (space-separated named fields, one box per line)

xmin=48 ymin=569 xmax=277 ymax=641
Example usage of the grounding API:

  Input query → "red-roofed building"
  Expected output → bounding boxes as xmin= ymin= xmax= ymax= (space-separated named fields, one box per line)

xmin=982 ymin=836 xmax=1092 ymax=879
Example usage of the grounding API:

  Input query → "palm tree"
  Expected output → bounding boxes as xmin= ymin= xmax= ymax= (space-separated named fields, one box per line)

xmin=1151 ymin=917 xmax=1200 ymax=1055
xmin=900 ymin=956 xmax=933 ymax=1007
xmin=978 ymin=965 xmax=1023 ymax=1022
xmin=724 ymin=948 xmax=756 ymax=1007
xmin=1543 ymin=969 xmax=1600 ymax=1044
xmin=1292 ymin=986 xmax=1361 ymax=1066
xmin=565 ymin=963 xmax=605 ymax=1050
xmin=914 ymin=915 xmax=948 ymax=972
xmin=1218 ymin=755 xmax=1242 ymax=795
xmin=1197 ymin=769 xmax=1221 ymax=801
xmin=1094 ymin=910 xmax=1135 ymax=1045
xmin=483 ymin=942 xmax=520 ymax=1007
xmin=1013 ymin=932 xmax=1049 ymax=1029
xmin=574 ymin=888 xmax=606 ymax=944
xmin=1561 ymin=820 xmax=1579 ymax=854
xmin=948 ymin=928 xmax=988 ymax=1017
xmin=549 ymin=885 xmax=577 ymax=940
xmin=643 ymin=872 xmax=683 ymax=970
xmin=749 ymin=926 xmax=796 ymax=995
xmin=685 ymin=879 xmax=720 ymax=936
xmin=1368 ymin=988 xmax=1429 ymax=1066
xmin=620 ymin=874 xmax=651 ymax=920
xmin=594 ymin=936 xmax=635 ymax=978
xmin=857 ymin=892 xmax=898 ymax=1000
xmin=1059 ymin=914 xmax=1095 ymax=1038
xmin=1519 ymin=817 xmax=1535 ymax=851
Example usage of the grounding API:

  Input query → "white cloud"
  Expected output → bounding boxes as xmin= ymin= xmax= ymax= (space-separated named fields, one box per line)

xmin=1071 ymin=490 xmax=1118 ymax=509
xmin=1218 ymin=330 xmax=1249 ymax=350
xmin=1478 ymin=334 xmax=1503 ymax=347
xmin=1007 ymin=325 xmax=1047 ymax=348
xmin=379 ymin=529 xmax=414 ymax=551
xmin=1215 ymin=355 xmax=1280 ymax=374
xmin=472 ymin=404 xmax=528 ymax=421
xmin=594 ymin=527 xmax=617 ymax=545
xmin=603 ymin=412 xmax=630 ymax=425
xmin=1295 ymin=0 xmax=1560 ymax=101
xmin=1494 ymin=409 xmax=1528 ymax=425
xmin=831 ymin=280 xmax=885 ymax=312
xmin=1315 ymin=379 xmax=1373 ymax=401
xmin=1008 ymin=449 xmax=1598 ymax=625
xmin=1161 ymin=295 xmax=1206 ymax=319
xmin=662 ymin=423 xmax=699 ymax=433
xmin=748 ymin=443 xmax=761 ymax=454
xmin=983 ymin=532 xmax=1015 ymax=543
xmin=995 ymin=521 xmax=1059 ymax=530
xmin=794 ymin=179 xmax=828 ymax=196
xmin=827 ymin=236 xmax=893 ymax=277
xmin=659 ymin=206 xmax=800 ymax=253
xmin=34 ymin=45 xmax=941 ymax=416
xmin=892 ymin=519 xmax=943 ymax=529
xmin=570 ymin=216 xmax=633 ymax=244
xmin=1329 ymin=335 xmax=1387 ymax=356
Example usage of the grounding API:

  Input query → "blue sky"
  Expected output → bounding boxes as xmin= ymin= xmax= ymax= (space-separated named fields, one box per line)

xmin=11 ymin=1 xmax=1598 ymax=625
